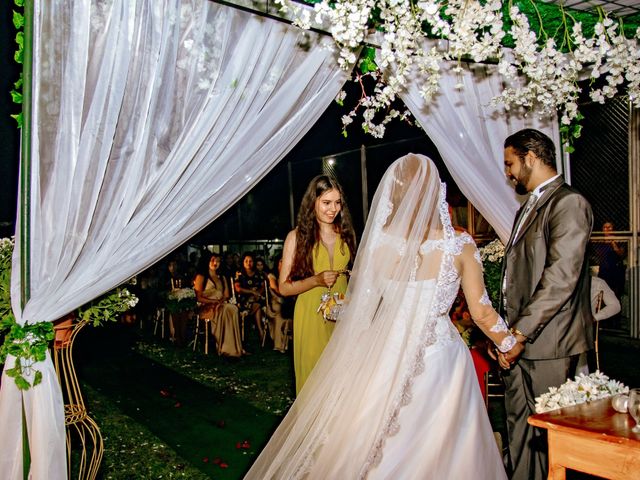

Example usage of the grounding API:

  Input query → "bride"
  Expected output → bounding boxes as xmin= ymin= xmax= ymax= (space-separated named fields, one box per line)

xmin=245 ymin=154 xmax=514 ymax=479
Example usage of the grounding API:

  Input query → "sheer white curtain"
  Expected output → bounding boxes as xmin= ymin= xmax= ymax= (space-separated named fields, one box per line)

xmin=399 ymin=61 xmax=560 ymax=243
xmin=0 ymin=0 xmax=347 ymax=478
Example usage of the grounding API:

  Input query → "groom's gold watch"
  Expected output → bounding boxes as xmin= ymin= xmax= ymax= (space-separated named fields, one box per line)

xmin=510 ymin=327 xmax=527 ymax=340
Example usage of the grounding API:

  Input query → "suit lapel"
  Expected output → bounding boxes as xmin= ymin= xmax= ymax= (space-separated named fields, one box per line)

xmin=509 ymin=177 xmax=564 ymax=248
xmin=505 ymin=203 xmax=526 ymax=251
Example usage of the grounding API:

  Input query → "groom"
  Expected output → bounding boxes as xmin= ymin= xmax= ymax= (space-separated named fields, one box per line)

xmin=498 ymin=129 xmax=593 ymax=480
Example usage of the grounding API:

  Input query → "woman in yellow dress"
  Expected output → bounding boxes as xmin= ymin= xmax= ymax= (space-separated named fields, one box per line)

xmin=279 ymin=175 xmax=356 ymax=394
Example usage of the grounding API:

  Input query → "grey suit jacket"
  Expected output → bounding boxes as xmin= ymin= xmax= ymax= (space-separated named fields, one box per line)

xmin=500 ymin=176 xmax=594 ymax=360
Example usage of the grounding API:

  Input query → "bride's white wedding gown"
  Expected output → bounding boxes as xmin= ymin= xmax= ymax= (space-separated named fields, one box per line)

xmin=368 ymin=278 xmax=506 ymax=478
xmin=245 ymin=154 xmax=510 ymax=479
xmin=247 ymin=234 xmax=508 ymax=479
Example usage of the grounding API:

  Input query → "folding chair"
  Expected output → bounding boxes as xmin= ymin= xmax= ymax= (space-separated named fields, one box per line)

xmin=153 ymin=307 xmax=166 ymax=338
xmin=191 ymin=308 xmax=211 ymax=355
xmin=594 ymin=289 xmax=604 ymax=371
xmin=261 ymin=306 xmax=272 ymax=347
xmin=484 ymin=369 xmax=505 ymax=409
xmin=282 ymin=318 xmax=293 ymax=351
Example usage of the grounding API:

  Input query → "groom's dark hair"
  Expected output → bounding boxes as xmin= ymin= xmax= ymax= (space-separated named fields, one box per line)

xmin=504 ymin=128 xmax=557 ymax=171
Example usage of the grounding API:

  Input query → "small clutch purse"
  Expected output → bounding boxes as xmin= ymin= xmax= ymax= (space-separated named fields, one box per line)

xmin=318 ymin=291 xmax=345 ymax=322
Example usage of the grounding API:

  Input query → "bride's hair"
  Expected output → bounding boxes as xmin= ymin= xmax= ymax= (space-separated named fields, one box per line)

xmin=290 ymin=174 xmax=356 ymax=280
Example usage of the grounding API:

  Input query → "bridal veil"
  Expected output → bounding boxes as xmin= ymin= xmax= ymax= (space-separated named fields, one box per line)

xmin=245 ymin=154 xmax=457 ymax=479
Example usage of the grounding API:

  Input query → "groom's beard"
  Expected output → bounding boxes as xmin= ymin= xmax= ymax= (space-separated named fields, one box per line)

xmin=515 ymin=182 xmax=528 ymax=195
xmin=513 ymin=162 xmax=532 ymax=195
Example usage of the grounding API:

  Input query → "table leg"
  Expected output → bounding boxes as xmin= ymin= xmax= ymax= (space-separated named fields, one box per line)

xmin=547 ymin=433 xmax=566 ymax=480
xmin=548 ymin=463 xmax=566 ymax=480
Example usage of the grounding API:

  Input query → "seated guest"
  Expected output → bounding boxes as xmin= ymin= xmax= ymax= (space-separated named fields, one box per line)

xmin=576 ymin=270 xmax=621 ymax=375
xmin=255 ymin=257 xmax=269 ymax=277
xmin=219 ymin=251 xmax=239 ymax=280
xmin=165 ymin=259 xmax=190 ymax=345
xmin=194 ymin=253 xmax=244 ymax=357
xmin=186 ymin=250 xmax=202 ymax=283
xmin=265 ymin=255 xmax=293 ymax=353
xmin=235 ymin=252 xmax=266 ymax=340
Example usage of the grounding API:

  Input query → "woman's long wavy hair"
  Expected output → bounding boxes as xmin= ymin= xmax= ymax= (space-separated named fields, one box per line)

xmin=289 ymin=175 xmax=357 ymax=280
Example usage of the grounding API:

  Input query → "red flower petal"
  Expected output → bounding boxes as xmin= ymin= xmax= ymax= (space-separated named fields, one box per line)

xmin=220 ymin=463 xmax=229 ymax=469
xmin=202 ymin=457 xmax=209 ymax=463
xmin=174 ymin=402 xmax=181 ymax=408
xmin=160 ymin=390 xmax=170 ymax=397
xmin=236 ymin=442 xmax=242 ymax=449
xmin=213 ymin=457 xmax=221 ymax=465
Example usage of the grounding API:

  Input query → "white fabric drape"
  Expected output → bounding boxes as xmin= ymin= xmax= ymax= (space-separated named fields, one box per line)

xmin=0 ymin=0 xmax=347 ymax=478
xmin=400 ymin=61 xmax=560 ymax=243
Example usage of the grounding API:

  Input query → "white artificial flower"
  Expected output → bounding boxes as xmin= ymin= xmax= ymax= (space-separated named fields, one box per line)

xmin=273 ymin=0 xmax=639 ymax=140
xmin=535 ymin=371 xmax=628 ymax=413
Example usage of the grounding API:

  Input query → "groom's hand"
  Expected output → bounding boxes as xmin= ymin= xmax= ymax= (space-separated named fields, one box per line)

xmin=497 ymin=352 xmax=511 ymax=370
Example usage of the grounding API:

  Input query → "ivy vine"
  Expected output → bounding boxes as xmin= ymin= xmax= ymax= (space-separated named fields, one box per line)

xmin=11 ymin=0 xmax=24 ymax=128
xmin=0 ymin=238 xmax=55 ymax=390
xmin=0 ymin=237 xmax=138 ymax=390
xmin=0 ymin=316 xmax=54 ymax=390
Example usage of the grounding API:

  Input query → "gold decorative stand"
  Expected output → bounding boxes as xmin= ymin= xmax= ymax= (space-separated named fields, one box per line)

xmin=53 ymin=319 xmax=104 ymax=480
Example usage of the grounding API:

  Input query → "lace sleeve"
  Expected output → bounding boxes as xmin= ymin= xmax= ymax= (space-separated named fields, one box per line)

xmin=457 ymin=240 xmax=516 ymax=352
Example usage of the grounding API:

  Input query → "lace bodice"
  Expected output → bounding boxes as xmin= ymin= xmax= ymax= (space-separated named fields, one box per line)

xmin=421 ymin=232 xmax=473 ymax=316
xmin=360 ymin=231 xmax=515 ymax=476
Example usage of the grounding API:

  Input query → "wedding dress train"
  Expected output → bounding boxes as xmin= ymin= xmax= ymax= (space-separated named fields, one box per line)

xmin=245 ymin=154 xmax=510 ymax=479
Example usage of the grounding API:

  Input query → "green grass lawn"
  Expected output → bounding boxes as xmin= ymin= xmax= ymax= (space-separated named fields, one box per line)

xmin=75 ymin=321 xmax=295 ymax=479
xmin=81 ymin=383 xmax=210 ymax=480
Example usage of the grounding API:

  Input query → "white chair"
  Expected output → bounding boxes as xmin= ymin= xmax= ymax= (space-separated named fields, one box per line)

xmin=282 ymin=318 xmax=293 ymax=351
xmin=191 ymin=307 xmax=211 ymax=355
xmin=153 ymin=307 xmax=166 ymax=338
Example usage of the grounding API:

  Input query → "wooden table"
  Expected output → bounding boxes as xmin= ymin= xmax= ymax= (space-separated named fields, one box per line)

xmin=528 ymin=397 xmax=640 ymax=479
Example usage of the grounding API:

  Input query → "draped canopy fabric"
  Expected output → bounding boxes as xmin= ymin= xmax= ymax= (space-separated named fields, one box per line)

xmin=399 ymin=61 xmax=560 ymax=243
xmin=0 ymin=0 xmax=348 ymax=477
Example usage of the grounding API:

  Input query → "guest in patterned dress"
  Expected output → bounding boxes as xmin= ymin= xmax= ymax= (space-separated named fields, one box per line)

xmin=235 ymin=252 xmax=266 ymax=340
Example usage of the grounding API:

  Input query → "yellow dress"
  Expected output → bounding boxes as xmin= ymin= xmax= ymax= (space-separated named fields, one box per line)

xmin=294 ymin=238 xmax=350 ymax=395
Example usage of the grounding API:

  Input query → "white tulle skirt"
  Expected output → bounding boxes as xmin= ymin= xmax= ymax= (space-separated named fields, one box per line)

xmin=368 ymin=337 xmax=507 ymax=479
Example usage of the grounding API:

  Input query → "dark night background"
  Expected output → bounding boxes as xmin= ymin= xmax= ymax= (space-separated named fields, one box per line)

xmin=0 ymin=2 xmax=20 ymax=239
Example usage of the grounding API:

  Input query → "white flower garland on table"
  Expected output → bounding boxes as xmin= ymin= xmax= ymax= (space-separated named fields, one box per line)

xmin=276 ymin=0 xmax=640 ymax=145
xmin=534 ymin=371 xmax=628 ymax=413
